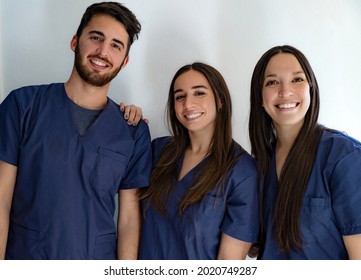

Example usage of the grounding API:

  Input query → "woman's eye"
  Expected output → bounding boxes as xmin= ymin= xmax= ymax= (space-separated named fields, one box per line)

xmin=175 ymin=95 xmax=185 ymax=101
xmin=293 ymin=77 xmax=304 ymax=82
xmin=265 ymin=80 xmax=278 ymax=86
xmin=194 ymin=91 xmax=205 ymax=96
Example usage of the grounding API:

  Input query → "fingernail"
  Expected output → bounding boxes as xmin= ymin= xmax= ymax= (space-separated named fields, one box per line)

xmin=124 ymin=114 xmax=128 ymax=120
xmin=127 ymin=121 xmax=132 ymax=125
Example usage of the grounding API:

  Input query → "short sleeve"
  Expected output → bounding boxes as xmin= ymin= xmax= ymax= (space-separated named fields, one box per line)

xmin=331 ymin=148 xmax=361 ymax=235
xmin=118 ymin=122 xmax=152 ymax=190
xmin=151 ymin=136 xmax=172 ymax=165
xmin=221 ymin=156 xmax=259 ymax=243
xmin=0 ymin=92 xmax=22 ymax=166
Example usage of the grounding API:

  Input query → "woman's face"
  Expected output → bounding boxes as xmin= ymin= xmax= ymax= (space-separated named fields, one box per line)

xmin=262 ymin=53 xmax=310 ymax=131
xmin=173 ymin=70 xmax=217 ymax=136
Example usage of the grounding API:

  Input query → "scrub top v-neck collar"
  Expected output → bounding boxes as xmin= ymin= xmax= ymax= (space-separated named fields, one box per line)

xmin=62 ymin=87 xmax=110 ymax=138
xmin=176 ymin=152 xmax=209 ymax=183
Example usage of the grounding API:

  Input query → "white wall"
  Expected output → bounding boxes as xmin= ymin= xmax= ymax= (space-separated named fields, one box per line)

xmin=1 ymin=0 xmax=361 ymax=150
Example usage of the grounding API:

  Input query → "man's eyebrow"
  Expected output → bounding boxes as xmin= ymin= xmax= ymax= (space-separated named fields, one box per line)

xmin=88 ymin=30 xmax=125 ymax=47
xmin=88 ymin=30 xmax=105 ymax=37
xmin=113 ymin=38 xmax=125 ymax=47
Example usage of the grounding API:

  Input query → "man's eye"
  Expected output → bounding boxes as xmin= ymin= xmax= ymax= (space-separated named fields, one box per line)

xmin=112 ymin=44 xmax=121 ymax=51
xmin=91 ymin=36 xmax=102 ymax=41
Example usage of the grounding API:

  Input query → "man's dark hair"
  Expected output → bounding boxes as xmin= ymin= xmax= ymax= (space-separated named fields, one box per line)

xmin=76 ymin=2 xmax=141 ymax=54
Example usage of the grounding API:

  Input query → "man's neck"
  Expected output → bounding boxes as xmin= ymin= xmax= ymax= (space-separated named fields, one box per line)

xmin=64 ymin=69 xmax=109 ymax=110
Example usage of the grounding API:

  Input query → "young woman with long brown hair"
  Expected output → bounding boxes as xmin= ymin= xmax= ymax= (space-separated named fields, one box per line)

xmin=139 ymin=62 xmax=259 ymax=259
xmin=249 ymin=45 xmax=361 ymax=259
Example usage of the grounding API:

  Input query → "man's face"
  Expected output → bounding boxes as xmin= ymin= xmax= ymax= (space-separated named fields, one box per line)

xmin=72 ymin=14 xmax=129 ymax=87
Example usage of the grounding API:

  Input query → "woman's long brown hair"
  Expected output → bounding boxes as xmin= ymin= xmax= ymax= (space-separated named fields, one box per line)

xmin=249 ymin=45 xmax=323 ymax=251
xmin=143 ymin=62 xmax=244 ymax=215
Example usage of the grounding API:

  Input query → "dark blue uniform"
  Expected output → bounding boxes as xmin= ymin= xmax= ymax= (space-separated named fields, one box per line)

xmin=0 ymin=83 xmax=152 ymax=259
xmin=260 ymin=130 xmax=361 ymax=259
xmin=139 ymin=136 xmax=259 ymax=259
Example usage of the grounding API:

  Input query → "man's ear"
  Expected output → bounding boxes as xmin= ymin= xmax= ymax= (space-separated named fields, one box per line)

xmin=121 ymin=56 xmax=129 ymax=69
xmin=70 ymin=35 xmax=78 ymax=52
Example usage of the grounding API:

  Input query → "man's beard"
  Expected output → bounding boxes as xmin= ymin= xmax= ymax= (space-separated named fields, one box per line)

xmin=74 ymin=44 xmax=122 ymax=87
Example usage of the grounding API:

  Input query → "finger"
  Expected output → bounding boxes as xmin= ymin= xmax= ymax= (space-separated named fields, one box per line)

xmin=128 ymin=105 xmax=142 ymax=126
xmin=123 ymin=105 xmax=132 ymax=120
xmin=127 ymin=105 xmax=136 ymax=125
xmin=119 ymin=102 xmax=125 ymax=112
xmin=131 ymin=108 xmax=143 ymax=126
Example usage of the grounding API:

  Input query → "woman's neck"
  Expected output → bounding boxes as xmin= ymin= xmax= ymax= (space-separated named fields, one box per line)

xmin=188 ymin=130 xmax=213 ymax=156
xmin=177 ymin=131 xmax=212 ymax=181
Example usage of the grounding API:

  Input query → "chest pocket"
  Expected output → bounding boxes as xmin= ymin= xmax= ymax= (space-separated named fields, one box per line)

xmin=300 ymin=197 xmax=331 ymax=243
xmin=90 ymin=147 xmax=128 ymax=192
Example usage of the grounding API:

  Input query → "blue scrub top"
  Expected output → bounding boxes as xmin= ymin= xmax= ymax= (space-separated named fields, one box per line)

xmin=139 ymin=136 xmax=259 ymax=260
xmin=0 ymin=83 xmax=152 ymax=259
xmin=260 ymin=130 xmax=361 ymax=259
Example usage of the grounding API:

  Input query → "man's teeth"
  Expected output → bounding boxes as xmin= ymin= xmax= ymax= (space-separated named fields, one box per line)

xmin=186 ymin=113 xmax=202 ymax=119
xmin=278 ymin=103 xmax=296 ymax=109
xmin=91 ymin=59 xmax=106 ymax=66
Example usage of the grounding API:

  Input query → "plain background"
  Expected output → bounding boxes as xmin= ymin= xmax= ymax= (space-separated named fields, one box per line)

xmin=1 ymin=0 xmax=361 ymax=151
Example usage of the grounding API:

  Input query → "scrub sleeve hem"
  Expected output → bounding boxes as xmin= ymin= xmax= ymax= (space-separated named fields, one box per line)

xmin=340 ymin=225 xmax=361 ymax=236
xmin=0 ymin=153 xmax=18 ymax=167
xmin=221 ymin=227 xmax=259 ymax=243
xmin=119 ymin=180 xmax=150 ymax=190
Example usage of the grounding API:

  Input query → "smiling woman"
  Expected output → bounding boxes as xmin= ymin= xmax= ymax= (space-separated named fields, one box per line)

xmin=249 ymin=45 xmax=361 ymax=260
xmin=139 ymin=62 xmax=259 ymax=260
